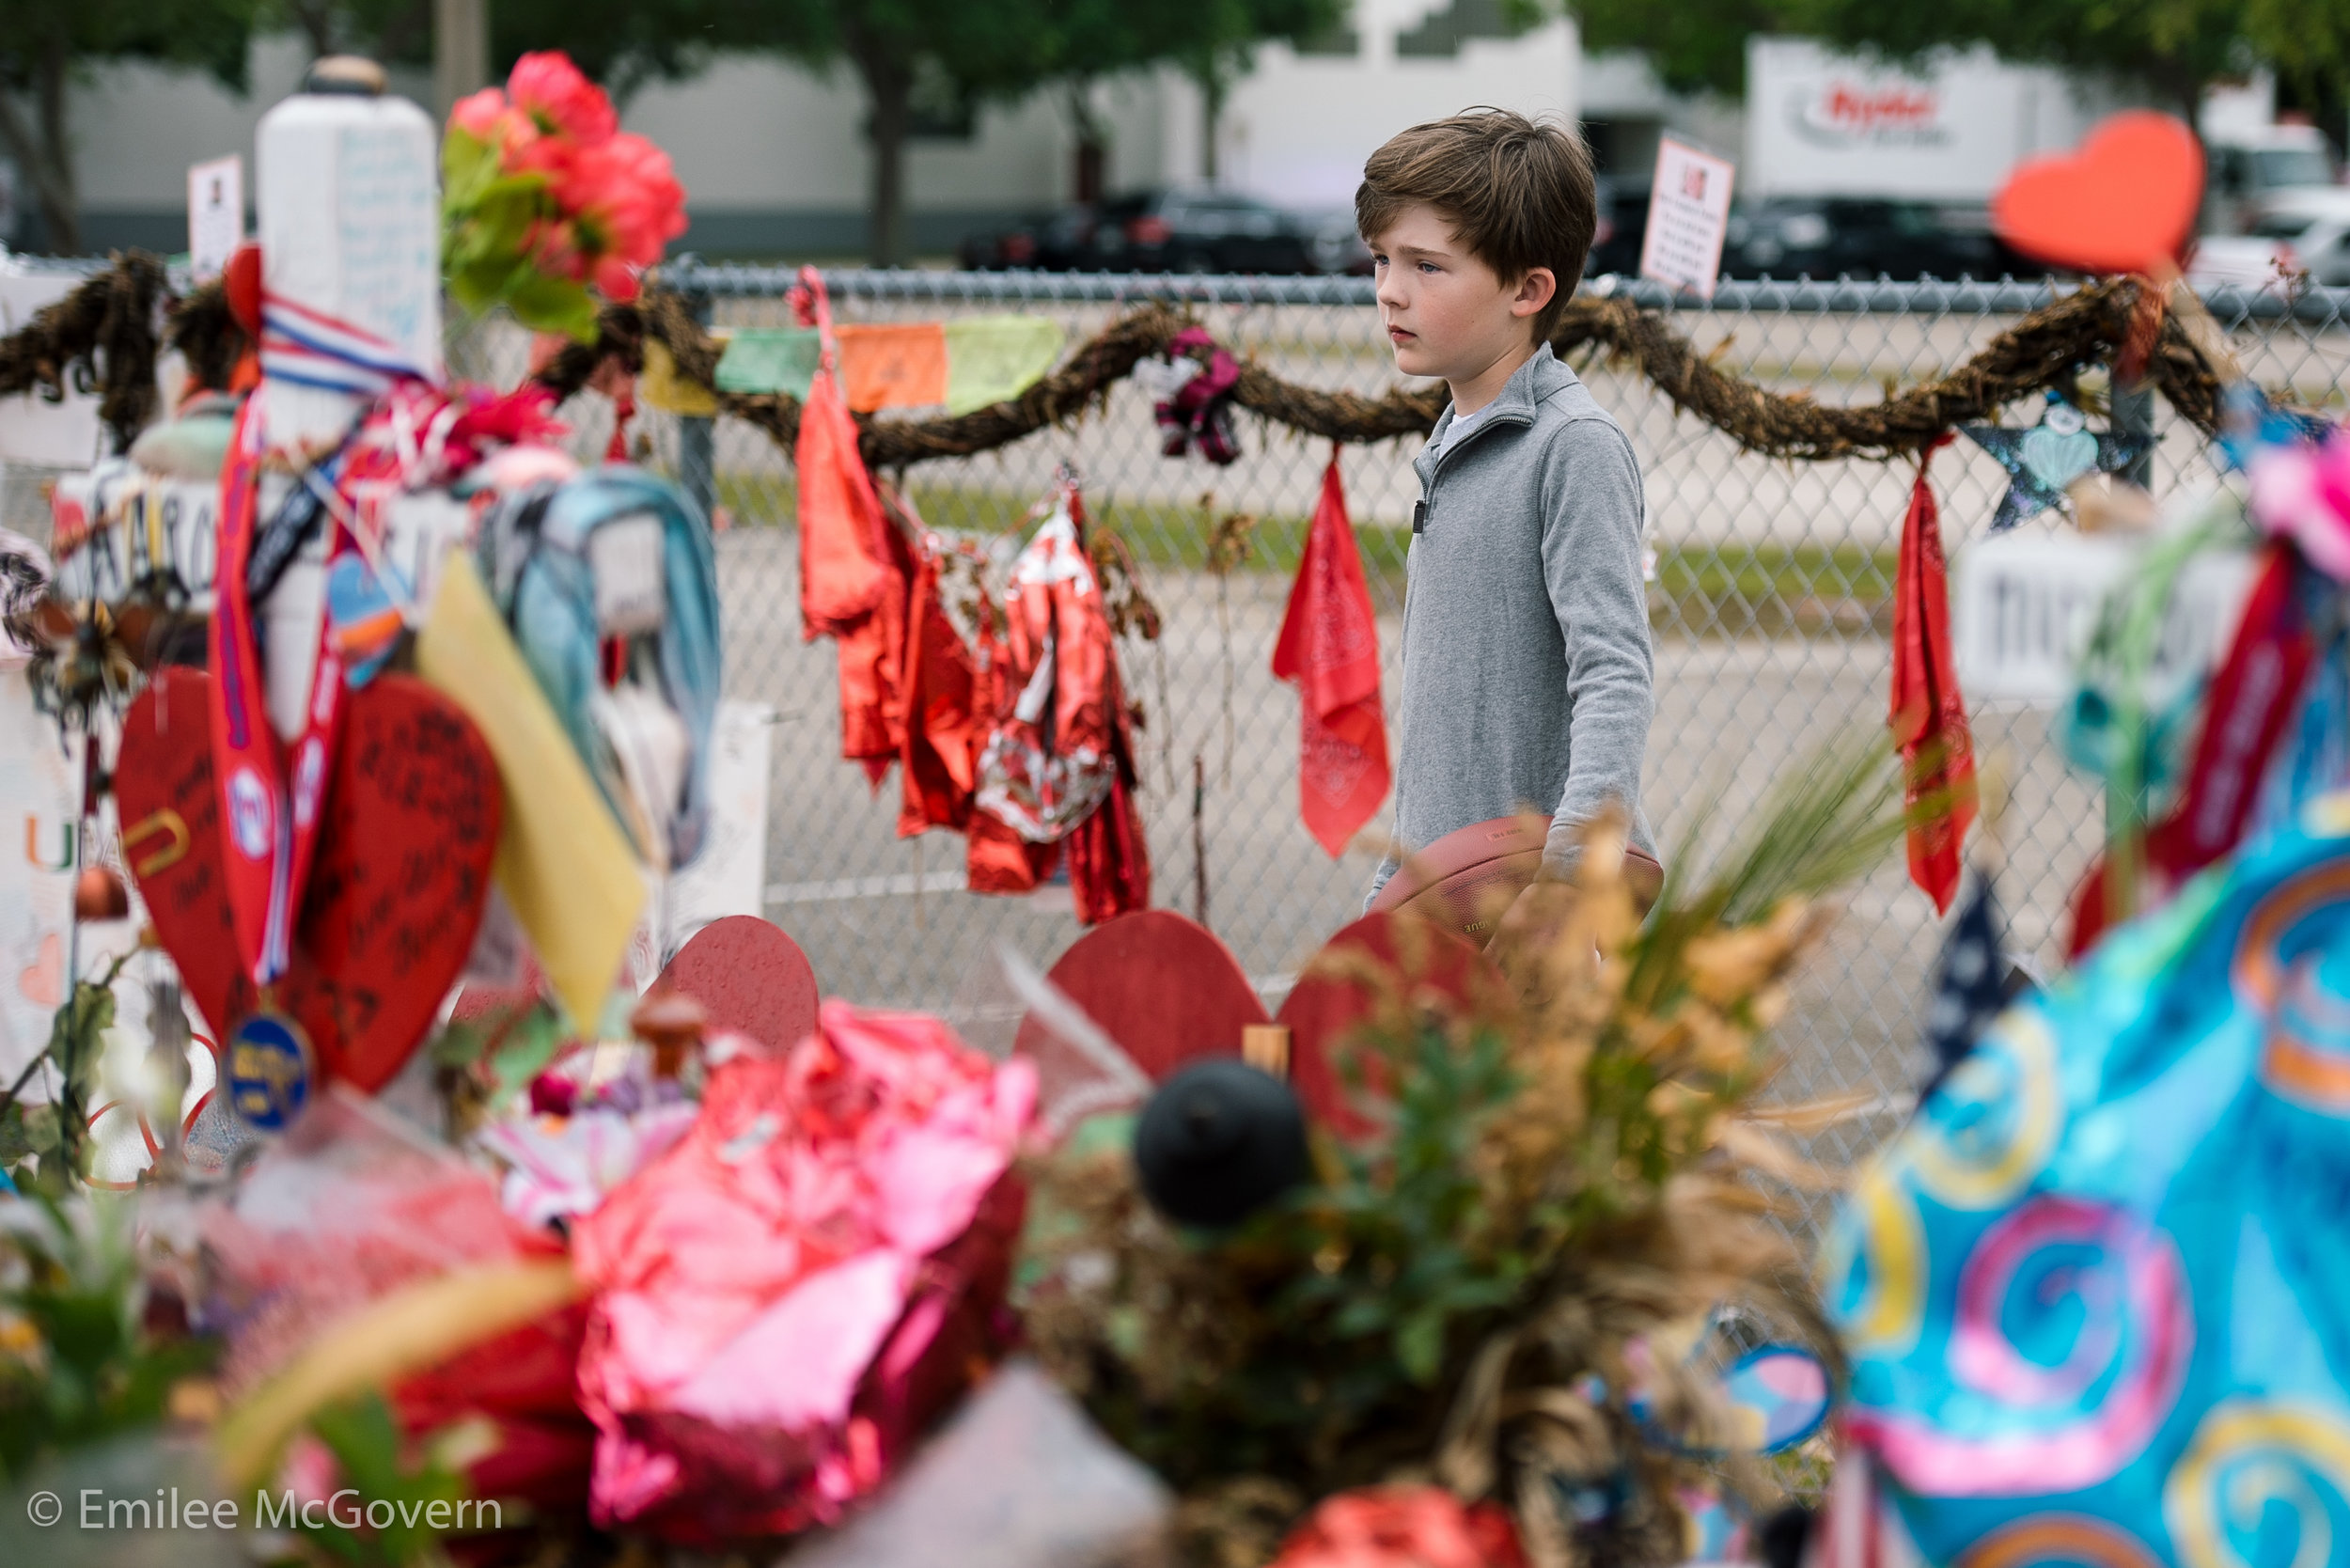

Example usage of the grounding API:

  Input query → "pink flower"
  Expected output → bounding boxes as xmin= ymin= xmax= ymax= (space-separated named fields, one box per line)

xmin=540 ymin=133 xmax=688 ymax=300
xmin=449 ymin=86 xmax=509 ymax=142
xmin=509 ymin=51 xmax=618 ymax=146
xmin=1271 ymin=1487 xmax=1526 ymax=1568
xmin=2248 ymin=425 xmax=2350 ymax=581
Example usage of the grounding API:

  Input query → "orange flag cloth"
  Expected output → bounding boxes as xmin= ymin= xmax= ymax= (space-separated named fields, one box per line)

xmin=1888 ymin=434 xmax=1976 ymax=914
xmin=837 ymin=321 xmax=949 ymax=413
xmin=1272 ymin=450 xmax=1391 ymax=857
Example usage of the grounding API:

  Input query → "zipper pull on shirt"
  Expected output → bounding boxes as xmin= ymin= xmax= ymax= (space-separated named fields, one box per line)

xmin=1412 ymin=499 xmax=1428 ymax=535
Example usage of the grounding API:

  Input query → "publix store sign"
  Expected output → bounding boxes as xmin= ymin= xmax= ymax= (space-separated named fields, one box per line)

xmin=1746 ymin=37 xmax=2097 ymax=200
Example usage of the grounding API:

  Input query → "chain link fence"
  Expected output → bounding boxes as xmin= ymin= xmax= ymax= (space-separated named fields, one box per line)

xmin=455 ymin=269 xmax=2350 ymax=1174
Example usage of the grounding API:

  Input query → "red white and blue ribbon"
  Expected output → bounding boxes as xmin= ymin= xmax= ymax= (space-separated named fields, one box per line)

xmin=258 ymin=293 xmax=434 ymax=397
xmin=210 ymin=300 xmax=428 ymax=986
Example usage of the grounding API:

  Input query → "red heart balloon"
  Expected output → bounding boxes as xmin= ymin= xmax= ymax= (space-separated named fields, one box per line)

xmin=651 ymin=915 xmax=820 ymax=1057
xmin=1992 ymin=111 xmax=2204 ymax=276
xmin=117 ymin=670 xmax=502 ymax=1091
xmin=1012 ymin=909 xmax=1266 ymax=1082
xmin=1277 ymin=911 xmax=1508 ymax=1135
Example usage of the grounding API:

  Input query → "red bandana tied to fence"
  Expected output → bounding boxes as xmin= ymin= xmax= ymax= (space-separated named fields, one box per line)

xmin=792 ymin=268 xmax=908 ymax=776
xmin=1888 ymin=434 xmax=1976 ymax=914
xmin=1273 ymin=451 xmax=1390 ymax=857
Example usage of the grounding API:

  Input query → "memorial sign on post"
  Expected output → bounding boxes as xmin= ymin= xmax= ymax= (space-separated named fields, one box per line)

xmin=1951 ymin=531 xmax=2256 ymax=708
xmin=187 ymin=155 xmax=243 ymax=284
xmin=1638 ymin=138 xmax=1737 ymax=300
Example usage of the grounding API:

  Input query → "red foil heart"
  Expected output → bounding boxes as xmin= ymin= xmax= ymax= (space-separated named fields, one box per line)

xmin=118 ymin=670 xmax=502 ymax=1092
xmin=1992 ymin=111 xmax=2204 ymax=277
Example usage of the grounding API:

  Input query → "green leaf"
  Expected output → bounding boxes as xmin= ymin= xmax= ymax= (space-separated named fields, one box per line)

xmin=502 ymin=272 xmax=602 ymax=342
xmin=1394 ymin=1305 xmax=1448 ymax=1387
xmin=21 ymin=1105 xmax=59 ymax=1156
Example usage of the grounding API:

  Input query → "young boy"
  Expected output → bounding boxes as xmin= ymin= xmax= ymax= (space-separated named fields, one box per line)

xmin=1358 ymin=109 xmax=1658 ymax=927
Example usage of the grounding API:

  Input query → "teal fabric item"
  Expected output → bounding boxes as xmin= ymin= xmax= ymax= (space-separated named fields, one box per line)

xmin=478 ymin=466 xmax=723 ymax=867
xmin=714 ymin=328 xmax=822 ymax=398
xmin=1823 ymin=791 xmax=2350 ymax=1566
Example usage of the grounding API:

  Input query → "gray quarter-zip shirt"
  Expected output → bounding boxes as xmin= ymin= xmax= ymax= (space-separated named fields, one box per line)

xmin=1368 ymin=343 xmax=1656 ymax=902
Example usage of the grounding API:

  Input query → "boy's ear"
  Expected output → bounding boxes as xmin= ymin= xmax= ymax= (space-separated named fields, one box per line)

xmin=1509 ymin=267 xmax=1558 ymax=322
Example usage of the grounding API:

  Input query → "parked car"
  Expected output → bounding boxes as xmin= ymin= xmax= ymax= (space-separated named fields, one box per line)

xmin=2210 ymin=123 xmax=2342 ymax=233
xmin=959 ymin=189 xmax=1318 ymax=274
xmin=955 ymin=205 xmax=1100 ymax=271
xmin=1308 ymin=211 xmax=1373 ymax=275
xmin=1723 ymin=197 xmax=2021 ymax=281
xmin=1584 ymin=176 xmax=1648 ymax=279
xmin=2190 ymin=234 xmax=2309 ymax=295
xmin=2248 ymin=192 xmax=2350 ymax=286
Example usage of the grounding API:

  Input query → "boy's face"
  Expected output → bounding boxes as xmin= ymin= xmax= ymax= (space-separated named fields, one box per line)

xmin=1369 ymin=202 xmax=1556 ymax=386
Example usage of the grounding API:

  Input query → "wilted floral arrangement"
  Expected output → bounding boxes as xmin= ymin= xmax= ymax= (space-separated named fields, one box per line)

xmin=1021 ymin=737 xmax=1909 ymax=1568
xmin=443 ymin=52 xmax=688 ymax=341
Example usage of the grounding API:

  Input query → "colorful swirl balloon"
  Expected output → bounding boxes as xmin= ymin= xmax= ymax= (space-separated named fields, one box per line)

xmin=1954 ymin=1514 xmax=2167 ymax=1568
xmin=2260 ymin=948 xmax=2350 ymax=1116
xmin=1905 ymin=1010 xmax=2061 ymax=1211
xmin=2165 ymin=1399 xmax=2350 ymax=1568
xmin=1823 ymin=1162 xmax=1928 ymax=1355
xmin=1848 ymin=1195 xmax=2193 ymax=1497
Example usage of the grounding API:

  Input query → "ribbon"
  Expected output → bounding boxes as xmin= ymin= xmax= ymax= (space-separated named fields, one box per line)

xmin=208 ymin=399 xmax=351 ymax=983
xmin=258 ymin=292 xmax=436 ymax=396
xmin=1889 ymin=434 xmax=1976 ymax=916
xmin=1272 ymin=449 xmax=1390 ymax=857
xmin=210 ymin=299 xmax=430 ymax=985
xmin=2067 ymin=540 xmax=2314 ymax=958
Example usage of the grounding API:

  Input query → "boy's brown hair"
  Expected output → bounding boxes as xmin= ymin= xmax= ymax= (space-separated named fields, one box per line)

xmin=1355 ymin=108 xmax=1596 ymax=342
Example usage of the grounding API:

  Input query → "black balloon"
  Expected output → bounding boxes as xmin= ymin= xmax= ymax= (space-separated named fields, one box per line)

xmin=1132 ymin=1058 xmax=1309 ymax=1228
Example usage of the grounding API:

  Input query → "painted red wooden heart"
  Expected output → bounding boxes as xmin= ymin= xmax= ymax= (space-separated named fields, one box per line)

xmin=117 ymin=670 xmax=502 ymax=1091
xmin=651 ymin=915 xmax=820 ymax=1056
xmin=1992 ymin=111 xmax=2203 ymax=276
xmin=1277 ymin=911 xmax=1508 ymax=1134
xmin=1013 ymin=909 xmax=1266 ymax=1082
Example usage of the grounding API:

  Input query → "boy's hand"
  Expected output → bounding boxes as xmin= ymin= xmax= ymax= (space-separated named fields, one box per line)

xmin=1485 ymin=877 xmax=1579 ymax=964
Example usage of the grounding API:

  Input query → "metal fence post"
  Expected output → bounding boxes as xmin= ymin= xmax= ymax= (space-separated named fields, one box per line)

xmin=675 ymin=262 xmax=717 ymax=524
xmin=2111 ymin=380 xmax=2156 ymax=488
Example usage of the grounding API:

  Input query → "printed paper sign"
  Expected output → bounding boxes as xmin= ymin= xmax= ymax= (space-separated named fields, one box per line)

xmin=1952 ymin=531 xmax=2255 ymax=708
xmin=187 ymin=155 xmax=243 ymax=283
xmin=1639 ymin=138 xmax=1737 ymax=299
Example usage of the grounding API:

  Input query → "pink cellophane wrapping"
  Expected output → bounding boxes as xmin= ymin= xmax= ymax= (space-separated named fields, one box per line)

xmin=572 ymin=999 xmax=1036 ymax=1540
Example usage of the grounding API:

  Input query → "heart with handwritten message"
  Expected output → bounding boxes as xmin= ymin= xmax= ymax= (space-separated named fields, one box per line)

xmin=118 ymin=671 xmax=502 ymax=1092
xmin=1992 ymin=111 xmax=2204 ymax=277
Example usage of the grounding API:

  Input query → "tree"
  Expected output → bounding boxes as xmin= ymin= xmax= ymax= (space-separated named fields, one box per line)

xmin=670 ymin=0 xmax=1062 ymax=267
xmin=1567 ymin=0 xmax=1776 ymax=99
xmin=0 ymin=0 xmax=262 ymax=253
xmin=277 ymin=0 xmax=728 ymax=100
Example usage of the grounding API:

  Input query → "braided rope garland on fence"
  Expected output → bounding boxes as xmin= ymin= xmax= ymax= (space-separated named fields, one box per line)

xmin=0 ymin=256 xmax=2232 ymax=469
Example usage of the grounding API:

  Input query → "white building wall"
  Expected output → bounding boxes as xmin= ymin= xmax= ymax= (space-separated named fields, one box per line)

xmin=1169 ymin=0 xmax=1579 ymax=212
